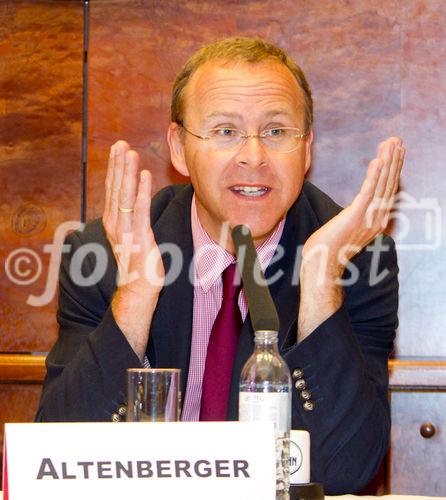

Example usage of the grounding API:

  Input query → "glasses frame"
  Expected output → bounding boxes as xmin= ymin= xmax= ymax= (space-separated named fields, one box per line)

xmin=178 ymin=123 xmax=308 ymax=154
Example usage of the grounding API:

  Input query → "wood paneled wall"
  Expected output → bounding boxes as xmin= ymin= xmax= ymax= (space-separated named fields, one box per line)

xmin=0 ymin=0 xmax=84 ymax=350
xmin=0 ymin=0 xmax=84 ymax=484
xmin=1 ymin=0 xmax=446 ymax=493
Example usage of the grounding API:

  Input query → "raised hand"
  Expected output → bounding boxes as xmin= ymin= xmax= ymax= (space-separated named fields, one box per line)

xmin=103 ymin=141 xmax=164 ymax=360
xmin=298 ymin=137 xmax=405 ymax=340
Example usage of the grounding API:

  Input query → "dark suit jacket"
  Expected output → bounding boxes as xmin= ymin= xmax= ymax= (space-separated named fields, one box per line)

xmin=36 ymin=181 xmax=398 ymax=495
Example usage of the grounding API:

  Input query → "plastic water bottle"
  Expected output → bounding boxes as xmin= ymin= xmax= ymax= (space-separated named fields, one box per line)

xmin=239 ymin=330 xmax=292 ymax=499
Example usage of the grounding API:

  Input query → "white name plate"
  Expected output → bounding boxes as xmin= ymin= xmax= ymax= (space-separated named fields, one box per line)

xmin=3 ymin=421 xmax=275 ymax=500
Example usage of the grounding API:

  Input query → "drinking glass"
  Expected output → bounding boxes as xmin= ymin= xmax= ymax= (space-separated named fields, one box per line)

xmin=126 ymin=368 xmax=180 ymax=422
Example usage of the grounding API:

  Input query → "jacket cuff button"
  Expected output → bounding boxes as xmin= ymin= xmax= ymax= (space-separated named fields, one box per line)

xmin=292 ymin=368 xmax=304 ymax=380
xmin=295 ymin=379 xmax=307 ymax=390
xmin=300 ymin=390 xmax=312 ymax=401
xmin=303 ymin=400 xmax=315 ymax=411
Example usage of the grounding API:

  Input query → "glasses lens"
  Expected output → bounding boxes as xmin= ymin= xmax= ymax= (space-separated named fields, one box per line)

xmin=208 ymin=128 xmax=243 ymax=149
xmin=262 ymin=128 xmax=303 ymax=152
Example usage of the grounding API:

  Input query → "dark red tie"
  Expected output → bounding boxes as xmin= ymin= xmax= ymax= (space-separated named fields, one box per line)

xmin=200 ymin=263 xmax=243 ymax=421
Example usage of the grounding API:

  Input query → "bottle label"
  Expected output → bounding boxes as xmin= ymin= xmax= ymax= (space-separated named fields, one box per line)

xmin=239 ymin=392 xmax=290 ymax=435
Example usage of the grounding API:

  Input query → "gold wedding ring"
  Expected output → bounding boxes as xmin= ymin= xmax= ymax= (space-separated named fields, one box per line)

xmin=118 ymin=207 xmax=134 ymax=213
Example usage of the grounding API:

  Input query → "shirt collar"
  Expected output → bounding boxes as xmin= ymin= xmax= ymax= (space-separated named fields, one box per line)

xmin=191 ymin=195 xmax=285 ymax=292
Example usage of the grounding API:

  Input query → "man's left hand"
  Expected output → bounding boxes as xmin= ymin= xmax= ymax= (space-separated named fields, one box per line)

xmin=298 ymin=136 xmax=405 ymax=341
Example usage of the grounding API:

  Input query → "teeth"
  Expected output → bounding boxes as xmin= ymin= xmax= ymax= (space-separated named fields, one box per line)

xmin=232 ymin=186 xmax=268 ymax=196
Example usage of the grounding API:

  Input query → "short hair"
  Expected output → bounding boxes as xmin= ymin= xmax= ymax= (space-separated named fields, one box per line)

xmin=171 ymin=37 xmax=313 ymax=133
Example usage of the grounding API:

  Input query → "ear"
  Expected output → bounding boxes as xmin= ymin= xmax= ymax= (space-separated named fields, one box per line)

xmin=303 ymin=129 xmax=314 ymax=174
xmin=167 ymin=122 xmax=190 ymax=177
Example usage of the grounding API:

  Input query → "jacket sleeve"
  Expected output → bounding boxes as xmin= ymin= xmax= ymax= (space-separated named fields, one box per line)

xmin=35 ymin=226 xmax=142 ymax=422
xmin=35 ymin=186 xmax=185 ymax=422
xmin=282 ymin=235 xmax=398 ymax=494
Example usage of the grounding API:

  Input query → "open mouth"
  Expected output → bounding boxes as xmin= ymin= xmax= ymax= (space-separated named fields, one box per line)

xmin=230 ymin=186 xmax=270 ymax=197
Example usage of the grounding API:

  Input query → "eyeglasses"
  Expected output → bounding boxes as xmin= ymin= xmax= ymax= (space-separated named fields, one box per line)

xmin=179 ymin=124 xmax=307 ymax=153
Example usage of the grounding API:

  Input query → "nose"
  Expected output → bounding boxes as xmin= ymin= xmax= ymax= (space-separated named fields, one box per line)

xmin=234 ymin=134 xmax=267 ymax=169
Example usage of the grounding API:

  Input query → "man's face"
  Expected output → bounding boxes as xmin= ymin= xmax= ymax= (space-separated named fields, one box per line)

xmin=168 ymin=59 xmax=313 ymax=251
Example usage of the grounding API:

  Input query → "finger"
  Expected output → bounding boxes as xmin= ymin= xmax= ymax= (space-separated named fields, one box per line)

xmin=117 ymin=150 xmax=140 ymax=235
xmin=347 ymin=158 xmax=382 ymax=234
xmin=354 ymin=158 xmax=383 ymax=211
xmin=133 ymin=169 xmax=152 ymax=237
xmin=373 ymin=141 xmax=394 ymax=201
xmin=133 ymin=170 xmax=163 ymax=289
xmin=373 ymin=141 xmax=399 ymax=229
xmin=376 ymin=136 xmax=401 ymax=156
xmin=109 ymin=141 xmax=131 ymax=225
xmin=377 ymin=140 xmax=388 ymax=159
xmin=383 ymin=139 xmax=403 ymax=200
xmin=390 ymin=145 xmax=405 ymax=196
xmin=104 ymin=144 xmax=116 ymax=221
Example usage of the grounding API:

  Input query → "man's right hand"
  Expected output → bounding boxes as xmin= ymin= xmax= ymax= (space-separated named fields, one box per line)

xmin=103 ymin=140 xmax=164 ymax=361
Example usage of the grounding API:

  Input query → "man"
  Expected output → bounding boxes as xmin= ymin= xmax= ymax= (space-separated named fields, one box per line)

xmin=36 ymin=38 xmax=404 ymax=494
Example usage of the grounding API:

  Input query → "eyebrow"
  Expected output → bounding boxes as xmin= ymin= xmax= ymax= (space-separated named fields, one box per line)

xmin=203 ymin=109 xmax=295 ymax=121
xmin=264 ymin=109 xmax=296 ymax=119
xmin=203 ymin=111 xmax=242 ymax=121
